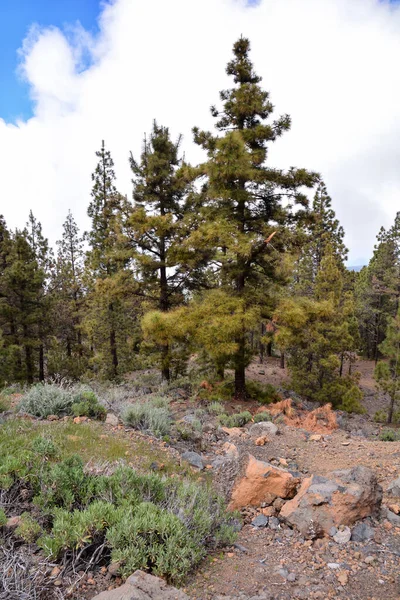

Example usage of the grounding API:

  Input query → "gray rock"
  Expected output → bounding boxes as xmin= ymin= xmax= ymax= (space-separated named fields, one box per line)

xmin=382 ymin=507 xmax=400 ymax=526
xmin=387 ymin=477 xmax=400 ymax=497
xmin=181 ymin=451 xmax=203 ymax=470
xmin=251 ymin=514 xmax=269 ymax=528
xmin=351 ymin=521 xmax=375 ymax=542
xmin=327 ymin=563 xmax=341 ymax=570
xmin=249 ymin=421 xmax=278 ymax=438
xmin=287 ymin=573 xmax=297 ymax=582
xmin=268 ymin=516 xmax=280 ymax=530
xmin=333 ymin=526 xmax=351 ymax=544
xmin=329 ymin=526 xmax=338 ymax=537
xmin=105 ymin=413 xmax=119 ymax=426
xmin=91 ymin=569 xmax=189 ymax=600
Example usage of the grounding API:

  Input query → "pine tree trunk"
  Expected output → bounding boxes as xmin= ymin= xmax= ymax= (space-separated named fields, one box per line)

xmin=259 ymin=323 xmax=265 ymax=364
xmin=39 ymin=344 xmax=45 ymax=381
xmin=234 ymin=191 xmax=247 ymax=400
xmin=280 ymin=352 xmax=285 ymax=369
xmin=23 ymin=325 xmax=33 ymax=384
xmin=159 ymin=233 xmax=170 ymax=381
xmin=267 ymin=341 xmax=273 ymax=358
xmin=339 ymin=353 xmax=344 ymax=377
xmin=108 ymin=303 xmax=118 ymax=378
xmin=388 ymin=393 xmax=395 ymax=424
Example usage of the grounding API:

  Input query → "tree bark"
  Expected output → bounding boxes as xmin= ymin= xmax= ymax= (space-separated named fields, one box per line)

xmin=109 ymin=303 xmax=118 ymax=378
xmin=159 ymin=232 xmax=170 ymax=381
xmin=39 ymin=344 xmax=45 ymax=381
xmin=280 ymin=352 xmax=285 ymax=370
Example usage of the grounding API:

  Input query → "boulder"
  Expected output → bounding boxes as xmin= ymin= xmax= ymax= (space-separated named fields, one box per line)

xmin=229 ymin=455 xmax=300 ymax=510
xmin=105 ymin=413 xmax=119 ymax=426
xmin=387 ymin=477 xmax=400 ymax=497
xmin=280 ymin=466 xmax=382 ymax=538
xmin=251 ymin=514 xmax=269 ymax=528
xmin=91 ymin=570 xmax=189 ymax=600
xmin=181 ymin=451 xmax=203 ymax=470
xmin=249 ymin=422 xmax=278 ymax=438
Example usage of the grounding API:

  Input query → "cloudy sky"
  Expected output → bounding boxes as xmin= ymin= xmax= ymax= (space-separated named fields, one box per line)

xmin=1 ymin=0 xmax=400 ymax=265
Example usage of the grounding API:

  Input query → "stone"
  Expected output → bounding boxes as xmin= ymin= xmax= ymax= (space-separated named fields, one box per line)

xmin=50 ymin=566 xmax=61 ymax=578
xmin=351 ymin=521 xmax=375 ymax=542
xmin=91 ymin=570 xmax=189 ymax=600
xmin=382 ymin=507 xmax=400 ymax=526
xmin=249 ymin=422 xmax=278 ymax=438
xmin=47 ymin=414 xmax=59 ymax=421
xmin=108 ymin=562 xmax=121 ymax=576
xmin=222 ymin=442 xmax=239 ymax=460
xmin=309 ymin=434 xmax=322 ymax=442
xmin=333 ymin=526 xmax=351 ymax=544
xmin=255 ymin=435 xmax=270 ymax=446
xmin=251 ymin=514 xmax=269 ymax=528
xmin=364 ymin=555 xmax=376 ymax=564
xmin=387 ymin=477 xmax=400 ymax=497
xmin=337 ymin=571 xmax=348 ymax=585
xmin=181 ymin=451 xmax=203 ymax=470
xmin=273 ymin=498 xmax=285 ymax=511
xmin=229 ymin=455 xmax=300 ymax=510
xmin=327 ymin=563 xmax=341 ymax=570
xmin=268 ymin=516 xmax=280 ymax=530
xmin=280 ymin=466 xmax=382 ymax=538
xmin=287 ymin=573 xmax=297 ymax=582
xmin=105 ymin=413 xmax=119 ymax=426
xmin=220 ymin=426 xmax=245 ymax=437
xmin=329 ymin=526 xmax=338 ymax=537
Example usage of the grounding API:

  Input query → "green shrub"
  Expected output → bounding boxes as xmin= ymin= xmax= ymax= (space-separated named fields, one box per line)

xmin=36 ymin=455 xmax=92 ymax=510
xmin=0 ymin=508 xmax=6 ymax=527
xmin=18 ymin=383 xmax=75 ymax=418
xmin=122 ymin=402 xmax=170 ymax=437
xmin=252 ymin=412 xmax=272 ymax=423
xmin=207 ymin=402 xmax=226 ymax=415
xmin=217 ymin=411 xmax=252 ymax=428
xmin=31 ymin=436 xmax=59 ymax=459
xmin=15 ymin=513 xmax=42 ymax=543
xmin=108 ymin=502 xmax=198 ymax=583
xmin=379 ymin=429 xmax=400 ymax=442
xmin=0 ymin=395 xmax=10 ymax=412
xmin=338 ymin=385 xmax=366 ymax=414
xmin=72 ymin=390 xmax=106 ymax=420
xmin=374 ymin=410 xmax=387 ymax=423
xmin=246 ymin=380 xmax=281 ymax=405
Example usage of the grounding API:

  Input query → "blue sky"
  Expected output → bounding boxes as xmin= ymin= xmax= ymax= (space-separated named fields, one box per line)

xmin=0 ymin=0 xmax=101 ymax=122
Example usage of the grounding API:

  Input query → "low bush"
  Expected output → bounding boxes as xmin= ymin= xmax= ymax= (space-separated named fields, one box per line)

xmin=122 ymin=399 xmax=171 ymax=437
xmin=31 ymin=436 xmax=59 ymax=459
xmin=374 ymin=410 xmax=387 ymax=423
xmin=15 ymin=512 xmax=42 ymax=543
xmin=379 ymin=429 xmax=400 ymax=442
xmin=18 ymin=383 xmax=106 ymax=420
xmin=18 ymin=383 xmax=75 ymax=418
xmin=0 ymin=508 xmax=6 ymax=527
xmin=338 ymin=385 xmax=366 ymax=414
xmin=207 ymin=401 xmax=226 ymax=415
xmin=72 ymin=390 xmax=106 ymax=420
xmin=252 ymin=412 xmax=272 ymax=423
xmin=245 ymin=380 xmax=281 ymax=405
xmin=217 ymin=410 xmax=252 ymax=428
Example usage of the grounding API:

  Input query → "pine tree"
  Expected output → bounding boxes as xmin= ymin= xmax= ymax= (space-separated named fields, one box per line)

xmin=355 ymin=213 xmax=400 ymax=361
xmin=190 ymin=37 xmax=317 ymax=398
xmin=375 ymin=308 xmax=400 ymax=423
xmin=128 ymin=122 xmax=196 ymax=380
xmin=50 ymin=211 xmax=86 ymax=377
xmin=275 ymin=244 xmax=362 ymax=410
xmin=85 ymin=141 xmax=132 ymax=379
xmin=294 ymin=180 xmax=347 ymax=296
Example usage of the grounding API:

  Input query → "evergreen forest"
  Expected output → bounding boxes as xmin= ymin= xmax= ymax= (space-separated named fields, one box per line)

xmin=1 ymin=38 xmax=399 ymax=422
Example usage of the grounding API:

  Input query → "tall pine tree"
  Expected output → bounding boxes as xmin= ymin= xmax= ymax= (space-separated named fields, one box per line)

xmin=190 ymin=37 xmax=317 ymax=398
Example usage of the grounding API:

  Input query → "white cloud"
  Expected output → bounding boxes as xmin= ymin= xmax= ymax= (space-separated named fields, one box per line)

xmin=1 ymin=0 xmax=400 ymax=263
